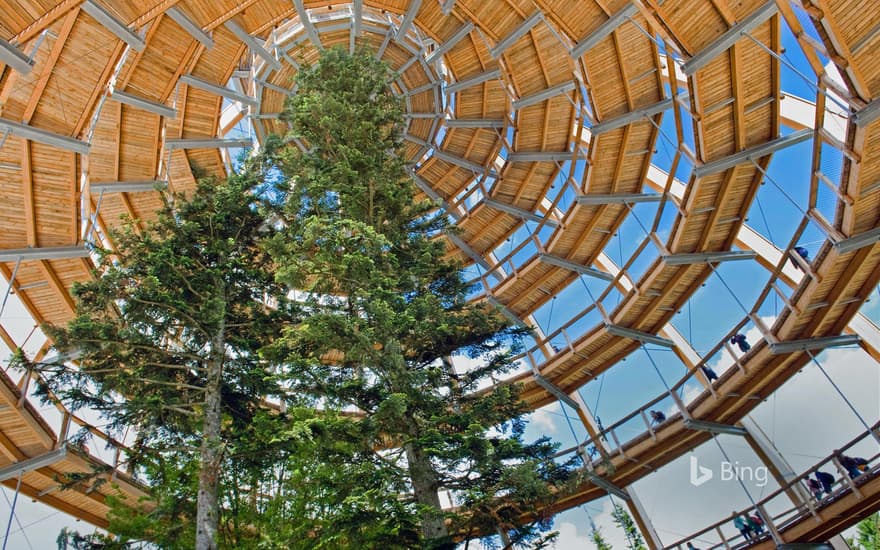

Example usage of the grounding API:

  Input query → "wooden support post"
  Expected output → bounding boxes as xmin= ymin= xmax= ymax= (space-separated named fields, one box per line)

xmin=757 ymin=503 xmax=782 ymax=544
xmin=640 ymin=409 xmax=656 ymax=441
xmin=56 ymin=411 xmax=71 ymax=449
xmin=831 ymin=456 xmax=863 ymax=498
xmin=716 ymin=525 xmax=731 ymax=550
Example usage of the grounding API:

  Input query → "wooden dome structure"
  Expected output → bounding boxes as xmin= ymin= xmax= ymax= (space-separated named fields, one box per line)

xmin=1 ymin=0 xmax=880 ymax=545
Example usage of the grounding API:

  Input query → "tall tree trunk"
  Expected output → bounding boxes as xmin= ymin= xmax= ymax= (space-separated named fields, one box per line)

xmin=405 ymin=442 xmax=448 ymax=544
xmin=196 ymin=324 xmax=225 ymax=550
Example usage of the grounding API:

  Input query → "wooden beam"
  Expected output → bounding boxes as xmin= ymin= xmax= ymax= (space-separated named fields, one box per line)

xmin=21 ymin=141 xmax=36 ymax=247
xmin=10 ymin=0 xmax=81 ymax=44
xmin=38 ymin=260 xmax=76 ymax=315
xmin=22 ymin=9 xmax=80 ymax=124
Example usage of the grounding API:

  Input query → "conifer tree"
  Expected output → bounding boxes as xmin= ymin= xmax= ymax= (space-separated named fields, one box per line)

xmin=590 ymin=526 xmax=614 ymax=550
xmin=263 ymin=46 xmax=575 ymax=548
xmin=25 ymin=168 xmax=296 ymax=550
xmin=611 ymin=503 xmax=647 ymax=550
xmin=846 ymin=513 xmax=880 ymax=550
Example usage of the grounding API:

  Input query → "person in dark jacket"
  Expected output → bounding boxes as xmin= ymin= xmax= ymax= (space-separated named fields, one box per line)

xmin=815 ymin=470 xmax=835 ymax=494
xmin=731 ymin=333 xmax=750 ymax=353
xmin=701 ymin=365 xmax=719 ymax=382
xmin=791 ymin=246 xmax=810 ymax=270
xmin=840 ymin=454 xmax=869 ymax=478
xmin=650 ymin=410 xmax=666 ymax=425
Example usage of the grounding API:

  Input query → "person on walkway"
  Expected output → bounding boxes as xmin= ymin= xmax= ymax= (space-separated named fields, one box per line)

xmin=806 ymin=477 xmax=824 ymax=500
xmin=791 ymin=246 xmax=810 ymax=270
xmin=701 ymin=365 xmax=719 ymax=382
xmin=749 ymin=514 xmax=765 ymax=536
xmin=731 ymin=333 xmax=751 ymax=353
xmin=650 ymin=410 xmax=666 ymax=425
xmin=840 ymin=454 xmax=869 ymax=478
xmin=686 ymin=542 xmax=700 ymax=550
xmin=815 ymin=470 xmax=835 ymax=494
xmin=733 ymin=513 xmax=753 ymax=541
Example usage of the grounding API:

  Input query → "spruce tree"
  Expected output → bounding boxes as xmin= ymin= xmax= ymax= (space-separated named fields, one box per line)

xmin=590 ymin=526 xmax=614 ymax=550
xmin=25 ymin=168 xmax=296 ymax=550
xmin=611 ymin=503 xmax=647 ymax=550
xmin=847 ymin=513 xmax=880 ymax=550
xmin=263 ymin=46 xmax=575 ymax=548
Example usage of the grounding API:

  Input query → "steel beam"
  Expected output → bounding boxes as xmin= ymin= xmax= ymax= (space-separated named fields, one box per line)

xmin=693 ymin=128 xmax=812 ymax=178
xmin=292 ymin=0 xmax=323 ymax=49
xmin=489 ymin=11 xmax=543 ymax=59
xmin=575 ymin=193 xmax=663 ymax=205
xmin=769 ymin=334 xmax=861 ymax=355
xmin=412 ymin=174 xmax=460 ymax=220
xmin=486 ymin=295 xmax=528 ymax=327
xmin=257 ymin=78 xmax=294 ymax=96
xmin=395 ymin=0 xmax=422 ymax=41
xmin=483 ymin=198 xmax=558 ymax=227
xmin=81 ymin=0 xmax=145 ymax=51
xmin=179 ymin=74 xmax=258 ymax=107
xmin=0 ymin=118 xmax=89 ymax=155
xmin=0 ymin=447 xmax=67 ymax=482
xmin=682 ymin=1 xmax=778 ymax=75
xmin=425 ymin=22 xmax=474 ymax=64
xmin=507 ymin=150 xmax=576 ymax=162
xmin=446 ymin=232 xmax=492 ymax=271
xmin=90 ymin=180 xmax=167 ymax=194
xmin=590 ymin=98 xmax=673 ymax=136
xmin=662 ymin=250 xmax=757 ymax=265
xmin=406 ymin=81 xmax=439 ymax=96
xmin=683 ymin=418 xmax=748 ymax=436
xmin=446 ymin=69 xmax=501 ymax=94
xmin=224 ymin=20 xmax=282 ymax=71
xmin=0 ymin=246 xmax=90 ymax=262
xmin=432 ymin=149 xmax=495 ymax=176
xmin=406 ymin=112 xmax=444 ymax=119
xmin=833 ymin=226 xmax=880 ymax=254
xmin=0 ymin=38 xmax=33 ymax=74
xmin=586 ymin=471 xmax=629 ymax=500
xmin=444 ymin=118 xmax=505 ymax=129
xmin=279 ymin=49 xmax=300 ymax=71
xmin=853 ymin=98 xmax=880 ymax=127
xmin=110 ymin=90 xmax=177 ymax=118
xmin=512 ymin=81 xmax=575 ymax=110
xmin=351 ymin=0 xmax=363 ymax=52
xmin=440 ymin=0 xmax=455 ymax=16
xmin=570 ymin=3 xmax=637 ymax=58
xmin=604 ymin=324 xmax=675 ymax=347
xmin=538 ymin=253 xmax=614 ymax=281
xmin=165 ymin=7 xmax=213 ymax=49
xmin=165 ymin=138 xmax=252 ymax=150
xmin=532 ymin=372 xmax=579 ymax=409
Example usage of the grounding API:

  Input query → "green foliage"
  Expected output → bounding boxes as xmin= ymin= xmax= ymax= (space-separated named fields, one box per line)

xmin=57 ymin=527 xmax=137 ymax=549
xmin=611 ymin=503 xmax=646 ymax=550
xmin=37 ymin=45 xmax=578 ymax=549
xmin=590 ymin=526 xmax=613 ymax=550
xmin=25 ymin=164 xmax=299 ymax=548
xmin=262 ymin=46 xmax=577 ymax=548
xmin=847 ymin=513 xmax=880 ymax=550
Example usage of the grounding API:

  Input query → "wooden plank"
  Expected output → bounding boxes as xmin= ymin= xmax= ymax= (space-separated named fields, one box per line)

xmin=22 ymin=9 xmax=80 ymax=124
xmin=22 ymin=141 xmax=36 ymax=247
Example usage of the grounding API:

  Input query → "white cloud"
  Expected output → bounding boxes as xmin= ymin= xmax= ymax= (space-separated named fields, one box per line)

xmin=528 ymin=401 xmax=562 ymax=435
